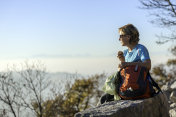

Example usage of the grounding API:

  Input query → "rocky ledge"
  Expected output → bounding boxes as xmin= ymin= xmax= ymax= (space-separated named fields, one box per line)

xmin=75 ymin=93 xmax=169 ymax=117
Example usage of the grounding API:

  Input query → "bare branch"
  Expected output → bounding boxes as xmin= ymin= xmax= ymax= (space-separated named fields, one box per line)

xmin=139 ymin=0 xmax=176 ymax=44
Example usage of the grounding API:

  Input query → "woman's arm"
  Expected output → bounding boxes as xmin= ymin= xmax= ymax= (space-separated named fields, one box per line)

xmin=119 ymin=59 xmax=151 ymax=70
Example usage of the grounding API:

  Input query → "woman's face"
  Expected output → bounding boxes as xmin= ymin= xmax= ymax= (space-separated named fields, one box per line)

xmin=119 ymin=32 xmax=130 ymax=46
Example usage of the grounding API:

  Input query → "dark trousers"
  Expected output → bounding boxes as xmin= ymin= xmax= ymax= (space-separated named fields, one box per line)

xmin=99 ymin=93 xmax=114 ymax=105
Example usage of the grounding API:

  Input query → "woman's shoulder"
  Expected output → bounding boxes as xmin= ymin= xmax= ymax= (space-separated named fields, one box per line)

xmin=137 ymin=44 xmax=148 ymax=51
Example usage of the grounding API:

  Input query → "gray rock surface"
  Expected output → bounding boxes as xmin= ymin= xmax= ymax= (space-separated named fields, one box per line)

xmin=171 ymin=81 xmax=176 ymax=89
xmin=169 ymin=108 xmax=176 ymax=117
xmin=170 ymin=103 xmax=176 ymax=109
xmin=75 ymin=93 xmax=169 ymax=117
xmin=170 ymin=91 xmax=176 ymax=103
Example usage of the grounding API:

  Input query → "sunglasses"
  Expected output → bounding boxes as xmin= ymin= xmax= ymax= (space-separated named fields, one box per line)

xmin=119 ymin=35 xmax=127 ymax=38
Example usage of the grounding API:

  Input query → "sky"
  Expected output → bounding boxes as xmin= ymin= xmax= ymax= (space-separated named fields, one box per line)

xmin=0 ymin=0 xmax=174 ymax=75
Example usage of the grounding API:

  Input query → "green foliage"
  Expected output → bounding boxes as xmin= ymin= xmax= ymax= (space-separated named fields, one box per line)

xmin=59 ymin=74 xmax=104 ymax=116
xmin=167 ymin=59 xmax=176 ymax=66
xmin=152 ymin=64 xmax=167 ymax=78
xmin=34 ymin=96 xmax=63 ymax=117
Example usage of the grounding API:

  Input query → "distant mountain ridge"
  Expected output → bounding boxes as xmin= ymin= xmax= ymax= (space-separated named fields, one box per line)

xmin=48 ymin=72 xmax=84 ymax=82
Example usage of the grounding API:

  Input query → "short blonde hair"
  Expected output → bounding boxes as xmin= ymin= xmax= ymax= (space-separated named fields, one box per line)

xmin=119 ymin=24 xmax=140 ymax=44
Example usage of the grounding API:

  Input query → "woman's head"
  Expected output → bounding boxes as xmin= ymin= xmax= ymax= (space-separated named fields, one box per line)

xmin=118 ymin=24 xmax=139 ymax=44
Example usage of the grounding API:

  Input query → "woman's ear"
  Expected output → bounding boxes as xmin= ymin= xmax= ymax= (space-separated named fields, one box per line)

xmin=126 ymin=35 xmax=131 ymax=43
xmin=126 ymin=35 xmax=130 ymax=39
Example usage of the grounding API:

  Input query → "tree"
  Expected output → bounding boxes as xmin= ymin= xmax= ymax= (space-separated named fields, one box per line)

xmin=31 ymin=94 xmax=64 ymax=117
xmin=139 ymin=0 xmax=176 ymax=44
xmin=0 ymin=61 xmax=57 ymax=117
xmin=0 ymin=61 xmax=106 ymax=117
xmin=38 ymin=74 xmax=105 ymax=117
xmin=0 ymin=71 xmax=22 ymax=117
xmin=16 ymin=61 xmax=52 ymax=117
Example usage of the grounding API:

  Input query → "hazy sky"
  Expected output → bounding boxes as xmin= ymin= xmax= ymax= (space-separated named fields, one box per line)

xmin=0 ymin=0 xmax=173 ymax=75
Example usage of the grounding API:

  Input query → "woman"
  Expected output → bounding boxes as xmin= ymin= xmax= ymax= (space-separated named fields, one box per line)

xmin=118 ymin=24 xmax=151 ymax=71
xmin=98 ymin=24 xmax=152 ymax=105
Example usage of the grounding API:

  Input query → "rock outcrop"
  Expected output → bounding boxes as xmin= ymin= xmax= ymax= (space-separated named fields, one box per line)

xmin=161 ymin=80 xmax=176 ymax=117
xmin=75 ymin=92 xmax=169 ymax=117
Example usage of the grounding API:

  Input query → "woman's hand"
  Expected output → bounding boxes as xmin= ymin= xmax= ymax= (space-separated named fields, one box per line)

xmin=117 ymin=51 xmax=125 ymax=62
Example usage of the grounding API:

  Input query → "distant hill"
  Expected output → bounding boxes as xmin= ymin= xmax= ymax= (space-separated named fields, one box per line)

xmin=48 ymin=72 xmax=84 ymax=82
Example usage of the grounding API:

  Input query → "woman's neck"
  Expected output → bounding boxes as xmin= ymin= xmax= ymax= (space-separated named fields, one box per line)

xmin=127 ymin=43 xmax=138 ymax=52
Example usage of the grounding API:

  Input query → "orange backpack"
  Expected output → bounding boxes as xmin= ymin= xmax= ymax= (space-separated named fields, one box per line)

xmin=118 ymin=65 xmax=159 ymax=100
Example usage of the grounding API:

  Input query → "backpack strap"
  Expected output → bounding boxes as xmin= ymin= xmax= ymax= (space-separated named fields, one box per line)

xmin=148 ymin=73 xmax=163 ymax=94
